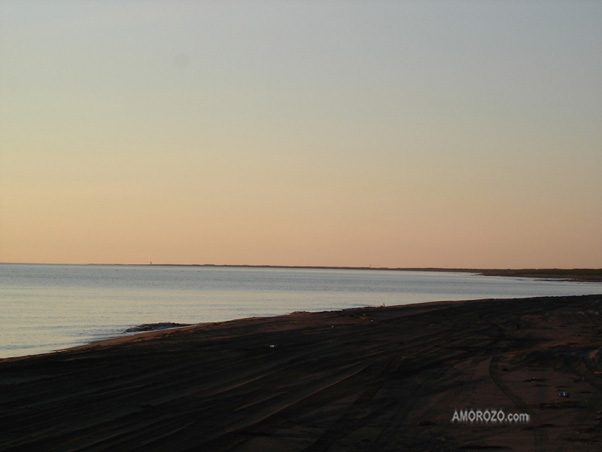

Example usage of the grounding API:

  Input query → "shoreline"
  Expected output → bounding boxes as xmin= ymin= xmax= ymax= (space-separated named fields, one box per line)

xmin=4 ymin=261 xmax=602 ymax=282
xmin=2 ymin=294 xmax=602 ymax=451
xmin=3 ymin=264 xmax=602 ymax=361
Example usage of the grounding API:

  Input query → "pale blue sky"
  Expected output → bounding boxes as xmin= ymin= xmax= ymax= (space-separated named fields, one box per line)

xmin=1 ymin=1 xmax=601 ymax=267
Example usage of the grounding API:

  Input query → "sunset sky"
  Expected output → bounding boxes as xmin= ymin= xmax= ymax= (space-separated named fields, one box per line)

xmin=1 ymin=1 xmax=601 ymax=268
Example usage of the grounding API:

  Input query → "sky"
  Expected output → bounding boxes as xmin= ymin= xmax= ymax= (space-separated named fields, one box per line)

xmin=1 ymin=1 xmax=601 ymax=268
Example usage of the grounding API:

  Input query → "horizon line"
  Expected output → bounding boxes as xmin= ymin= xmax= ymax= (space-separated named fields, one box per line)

xmin=1 ymin=262 xmax=600 ymax=272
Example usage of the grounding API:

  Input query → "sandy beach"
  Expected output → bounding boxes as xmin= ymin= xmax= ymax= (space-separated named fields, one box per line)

xmin=2 ymin=294 xmax=602 ymax=451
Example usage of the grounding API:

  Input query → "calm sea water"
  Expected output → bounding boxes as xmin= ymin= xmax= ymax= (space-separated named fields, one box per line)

xmin=2 ymin=263 xmax=602 ymax=358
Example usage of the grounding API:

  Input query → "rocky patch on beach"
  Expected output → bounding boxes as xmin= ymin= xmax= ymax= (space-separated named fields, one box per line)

xmin=124 ymin=322 xmax=191 ymax=333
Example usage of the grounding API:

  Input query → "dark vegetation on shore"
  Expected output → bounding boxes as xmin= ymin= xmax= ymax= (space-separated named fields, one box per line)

xmin=474 ymin=268 xmax=602 ymax=281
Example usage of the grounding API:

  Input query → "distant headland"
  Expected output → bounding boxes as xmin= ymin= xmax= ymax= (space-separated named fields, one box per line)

xmin=98 ymin=263 xmax=602 ymax=282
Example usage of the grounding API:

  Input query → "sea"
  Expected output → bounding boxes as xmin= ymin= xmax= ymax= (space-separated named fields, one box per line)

xmin=2 ymin=263 xmax=602 ymax=359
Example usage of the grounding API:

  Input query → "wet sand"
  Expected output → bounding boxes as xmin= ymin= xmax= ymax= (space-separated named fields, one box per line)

xmin=2 ymin=294 xmax=602 ymax=451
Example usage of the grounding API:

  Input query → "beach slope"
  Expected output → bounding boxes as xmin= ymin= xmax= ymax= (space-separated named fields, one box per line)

xmin=2 ymin=295 xmax=602 ymax=451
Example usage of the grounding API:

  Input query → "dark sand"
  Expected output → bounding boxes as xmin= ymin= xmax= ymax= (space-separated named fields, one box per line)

xmin=2 ymin=294 xmax=602 ymax=451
